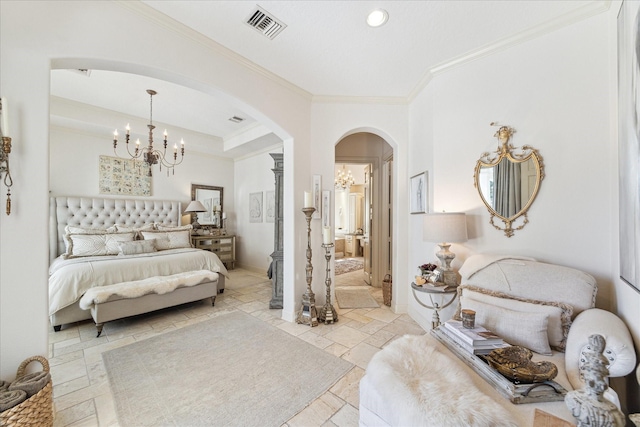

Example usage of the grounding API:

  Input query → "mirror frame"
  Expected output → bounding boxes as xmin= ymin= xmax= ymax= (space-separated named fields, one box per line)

xmin=190 ymin=184 xmax=224 ymax=228
xmin=473 ymin=125 xmax=545 ymax=237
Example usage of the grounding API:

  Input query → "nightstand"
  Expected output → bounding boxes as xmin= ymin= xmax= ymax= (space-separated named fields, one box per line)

xmin=191 ymin=234 xmax=236 ymax=269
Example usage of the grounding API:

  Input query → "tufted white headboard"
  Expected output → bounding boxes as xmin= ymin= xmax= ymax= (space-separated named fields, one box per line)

xmin=50 ymin=196 xmax=182 ymax=263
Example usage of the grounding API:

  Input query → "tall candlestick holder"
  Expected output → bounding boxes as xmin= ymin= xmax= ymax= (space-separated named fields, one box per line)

xmin=318 ymin=243 xmax=338 ymax=324
xmin=296 ymin=207 xmax=318 ymax=326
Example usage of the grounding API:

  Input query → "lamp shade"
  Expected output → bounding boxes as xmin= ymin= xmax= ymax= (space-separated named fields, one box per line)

xmin=423 ymin=212 xmax=468 ymax=243
xmin=184 ymin=200 xmax=206 ymax=213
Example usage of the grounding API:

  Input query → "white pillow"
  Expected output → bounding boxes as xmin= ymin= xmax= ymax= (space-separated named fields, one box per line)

xmin=114 ymin=223 xmax=156 ymax=239
xmin=140 ymin=230 xmax=191 ymax=250
xmin=457 ymin=286 xmax=573 ymax=351
xmin=67 ymin=232 xmax=135 ymax=258
xmin=462 ymin=298 xmax=552 ymax=355
xmin=155 ymin=224 xmax=193 ymax=231
xmin=63 ymin=225 xmax=117 ymax=256
xmin=117 ymin=239 xmax=157 ymax=256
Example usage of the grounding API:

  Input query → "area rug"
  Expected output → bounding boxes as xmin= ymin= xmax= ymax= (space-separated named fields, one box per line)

xmin=335 ymin=257 xmax=364 ymax=275
xmin=103 ymin=311 xmax=354 ymax=426
xmin=335 ymin=288 xmax=379 ymax=309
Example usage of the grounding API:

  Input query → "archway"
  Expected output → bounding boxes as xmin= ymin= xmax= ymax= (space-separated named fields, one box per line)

xmin=334 ymin=132 xmax=394 ymax=299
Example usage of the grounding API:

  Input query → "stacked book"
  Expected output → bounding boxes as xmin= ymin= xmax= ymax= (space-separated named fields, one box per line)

xmin=440 ymin=320 xmax=509 ymax=355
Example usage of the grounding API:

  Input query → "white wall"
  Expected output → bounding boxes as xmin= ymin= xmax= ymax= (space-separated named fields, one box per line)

xmin=49 ymin=126 xmax=236 ymax=226
xmin=310 ymin=103 xmax=409 ymax=309
xmin=408 ymin=8 xmax=640 ymax=411
xmin=408 ymin=9 xmax=615 ymax=327
xmin=234 ymin=149 xmax=281 ymax=273
xmin=0 ymin=0 xmax=312 ymax=378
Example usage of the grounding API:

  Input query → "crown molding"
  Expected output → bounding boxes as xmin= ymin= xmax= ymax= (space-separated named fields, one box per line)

xmin=114 ymin=1 xmax=313 ymax=102
xmin=115 ymin=1 xmax=610 ymax=107
xmin=407 ymin=1 xmax=611 ymax=101
xmin=233 ymin=142 xmax=283 ymax=163
xmin=312 ymin=94 xmax=408 ymax=105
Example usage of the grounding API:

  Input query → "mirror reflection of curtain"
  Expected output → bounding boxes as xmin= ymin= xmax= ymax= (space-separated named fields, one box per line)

xmin=494 ymin=160 xmax=522 ymax=217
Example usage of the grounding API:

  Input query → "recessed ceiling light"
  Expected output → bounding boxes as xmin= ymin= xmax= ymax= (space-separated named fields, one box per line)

xmin=366 ymin=9 xmax=388 ymax=27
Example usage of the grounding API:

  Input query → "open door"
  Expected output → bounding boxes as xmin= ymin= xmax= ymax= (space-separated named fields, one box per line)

xmin=363 ymin=164 xmax=372 ymax=284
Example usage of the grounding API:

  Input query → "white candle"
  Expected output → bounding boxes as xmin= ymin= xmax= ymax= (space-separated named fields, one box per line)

xmin=304 ymin=191 xmax=313 ymax=208
xmin=1 ymin=97 xmax=9 ymax=135
xmin=322 ymin=226 xmax=331 ymax=245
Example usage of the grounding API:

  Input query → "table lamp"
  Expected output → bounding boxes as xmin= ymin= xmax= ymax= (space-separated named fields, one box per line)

xmin=184 ymin=200 xmax=207 ymax=229
xmin=423 ymin=212 xmax=468 ymax=286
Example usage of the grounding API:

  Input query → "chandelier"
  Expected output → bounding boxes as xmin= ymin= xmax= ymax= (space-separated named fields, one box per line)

xmin=112 ymin=89 xmax=184 ymax=177
xmin=334 ymin=165 xmax=355 ymax=190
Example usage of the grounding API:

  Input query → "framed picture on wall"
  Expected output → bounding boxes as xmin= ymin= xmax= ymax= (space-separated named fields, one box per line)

xmin=322 ymin=190 xmax=331 ymax=227
xmin=249 ymin=192 xmax=263 ymax=223
xmin=265 ymin=190 xmax=275 ymax=223
xmin=410 ymin=171 xmax=428 ymax=214
xmin=312 ymin=175 xmax=322 ymax=219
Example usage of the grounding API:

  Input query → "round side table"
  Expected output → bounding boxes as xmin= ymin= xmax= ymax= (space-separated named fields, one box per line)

xmin=411 ymin=282 xmax=458 ymax=329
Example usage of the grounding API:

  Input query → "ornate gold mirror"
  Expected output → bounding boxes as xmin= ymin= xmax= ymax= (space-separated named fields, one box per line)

xmin=474 ymin=125 xmax=544 ymax=237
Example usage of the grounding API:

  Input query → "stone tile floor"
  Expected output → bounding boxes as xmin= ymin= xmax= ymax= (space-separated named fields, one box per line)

xmin=48 ymin=267 xmax=425 ymax=426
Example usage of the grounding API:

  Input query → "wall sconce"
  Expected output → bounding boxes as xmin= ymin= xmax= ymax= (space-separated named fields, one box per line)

xmin=0 ymin=97 xmax=13 ymax=215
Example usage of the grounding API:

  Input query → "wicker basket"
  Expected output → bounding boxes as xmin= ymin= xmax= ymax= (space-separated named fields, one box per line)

xmin=0 ymin=356 xmax=53 ymax=427
xmin=382 ymin=274 xmax=392 ymax=306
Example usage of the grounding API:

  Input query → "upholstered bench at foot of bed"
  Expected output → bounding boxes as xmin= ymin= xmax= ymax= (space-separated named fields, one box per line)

xmin=51 ymin=274 xmax=225 ymax=335
xmin=90 ymin=281 xmax=218 ymax=337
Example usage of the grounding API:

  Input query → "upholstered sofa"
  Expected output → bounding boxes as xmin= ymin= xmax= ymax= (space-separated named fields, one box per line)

xmin=359 ymin=255 xmax=637 ymax=426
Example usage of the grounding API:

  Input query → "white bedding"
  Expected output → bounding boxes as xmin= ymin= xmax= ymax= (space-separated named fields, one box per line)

xmin=49 ymin=248 xmax=228 ymax=316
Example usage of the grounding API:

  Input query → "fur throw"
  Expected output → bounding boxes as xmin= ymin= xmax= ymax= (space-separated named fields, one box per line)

xmin=365 ymin=334 xmax=518 ymax=427
xmin=79 ymin=270 xmax=217 ymax=309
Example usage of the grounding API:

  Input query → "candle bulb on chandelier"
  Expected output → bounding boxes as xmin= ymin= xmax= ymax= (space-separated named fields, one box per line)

xmin=113 ymin=129 xmax=118 ymax=142
xmin=126 ymin=124 xmax=130 ymax=135
xmin=174 ymin=144 xmax=177 ymax=154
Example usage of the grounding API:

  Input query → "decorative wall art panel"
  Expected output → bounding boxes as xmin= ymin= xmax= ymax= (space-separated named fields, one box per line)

xmin=99 ymin=155 xmax=151 ymax=196
xmin=250 ymin=191 xmax=263 ymax=223
xmin=266 ymin=190 xmax=275 ymax=223
xmin=618 ymin=0 xmax=640 ymax=292
xmin=312 ymin=175 xmax=322 ymax=219
xmin=410 ymin=171 xmax=428 ymax=214
xmin=322 ymin=190 xmax=331 ymax=228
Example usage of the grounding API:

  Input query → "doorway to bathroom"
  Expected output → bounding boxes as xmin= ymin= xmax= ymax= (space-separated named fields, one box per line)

xmin=334 ymin=133 xmax=393 ymax=293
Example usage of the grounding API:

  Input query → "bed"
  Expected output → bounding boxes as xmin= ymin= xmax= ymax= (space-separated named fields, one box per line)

xmin=49 ymin=196 xmax=228 ymax=335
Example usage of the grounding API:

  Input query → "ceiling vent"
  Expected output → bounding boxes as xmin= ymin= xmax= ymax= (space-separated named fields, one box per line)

xmin=229 ymin=116 xmax=245 ymax=123
xmin=246 ymin=6 xmax=287 ymax=40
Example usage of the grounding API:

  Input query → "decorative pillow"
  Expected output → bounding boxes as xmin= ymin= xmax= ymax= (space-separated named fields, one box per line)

xmin=117 ymin=239 xmax=157 ymax=256
xmin=140 ymin=230 xmax=191 ymax=250
xmin=461 ymin=298 xmax=552 ymax=355
xmin=63 ymin=225 xmax=118 ymax=257
xmin=67 ymin=232 xmax=136 ymax=258
xmin=456 ymin=285 xmax=573 ymax=351
xmin=114 ymin=223 xmax=156 ymax=239
xmin=155 ymin=224 xmax=193 ymax=232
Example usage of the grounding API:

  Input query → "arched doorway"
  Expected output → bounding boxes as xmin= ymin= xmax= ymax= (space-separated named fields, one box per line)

xmin=334 ymin=132 xmax=393 ymax=294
